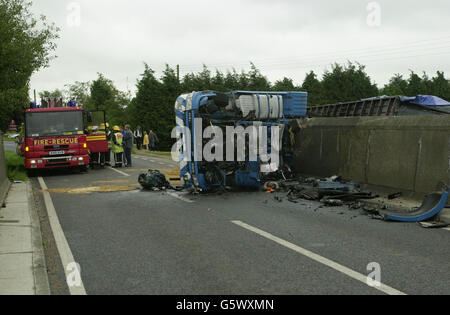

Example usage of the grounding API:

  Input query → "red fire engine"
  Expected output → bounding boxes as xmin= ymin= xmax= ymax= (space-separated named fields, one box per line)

xmin=19 ymin=98 xmax=108 ymax=172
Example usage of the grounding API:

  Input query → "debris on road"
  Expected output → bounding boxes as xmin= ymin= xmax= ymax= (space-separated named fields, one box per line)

xmin=322 ymin=199 xmax=344 ymax=207
xmin=138 ymin=169 xmax=184 ymax=191
xmin=379 ymin=189 xmax=449 ymax=222
xmin=388 ymin=192 xmax=402 ymax=200
xmin=139 ymin=170 xmax=171 ymax=190
xmin=418 ymin=221 xmax=450 ymax=229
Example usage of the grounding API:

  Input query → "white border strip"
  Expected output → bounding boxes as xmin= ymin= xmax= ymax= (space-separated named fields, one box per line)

xmin=167 ymin=192 xmax=194 ymax=203
xmin=38 ymin=177 xmax=87 ymax=295
xmin=232 ymin=220 xmax=406 ymax=296
xmin=108 ymin=167 xmax=130 ymax=177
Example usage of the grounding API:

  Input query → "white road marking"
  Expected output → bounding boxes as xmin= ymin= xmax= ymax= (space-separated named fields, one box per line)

xmin=232 ymin=220 xmax=406 ymax=296
xmin=38 ymin=177 xmax=87 ymax=295
xmin=167 ymin=192 xmax=194 ymax=203
xmin=108 ymin=167 xmax=130 ymax=177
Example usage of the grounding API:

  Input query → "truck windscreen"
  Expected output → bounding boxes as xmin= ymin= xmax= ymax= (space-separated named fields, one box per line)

xmin=26 ymin=111 xmax=84 ymax=137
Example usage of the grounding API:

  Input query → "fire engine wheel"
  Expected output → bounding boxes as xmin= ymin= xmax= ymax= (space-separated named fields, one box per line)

xmin=26 ymin=169 xmax=38 ymax=178
xmin=80 ymin=166 xmax=88 ymax=173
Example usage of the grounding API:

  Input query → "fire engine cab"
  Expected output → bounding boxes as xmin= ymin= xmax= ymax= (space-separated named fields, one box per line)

xmin=20 ymin=100 xmax=90 ymax=172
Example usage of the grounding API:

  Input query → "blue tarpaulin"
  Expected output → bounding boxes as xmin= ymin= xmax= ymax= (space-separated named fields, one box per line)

xmin=399 ymin=95 xmax=450 ymax=106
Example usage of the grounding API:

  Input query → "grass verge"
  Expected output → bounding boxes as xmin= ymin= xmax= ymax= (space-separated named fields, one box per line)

xmin=132 ymin=146 xmax=172 ymax=157
xmin=147 ymin=151 xmax=172 ymax=157
xmin=5 ymin=151 xmax=27 ymax=181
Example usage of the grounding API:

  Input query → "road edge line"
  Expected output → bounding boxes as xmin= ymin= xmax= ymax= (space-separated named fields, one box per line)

xmin=232 ymin=220 xmax=406 ymax=296
xmin=38 ymin=177 xmax=87 ymax=295
xmin=108 ymin=166 xmax=131 ymax=177
xmin=167 ymin=192 xmax=194 ymax=203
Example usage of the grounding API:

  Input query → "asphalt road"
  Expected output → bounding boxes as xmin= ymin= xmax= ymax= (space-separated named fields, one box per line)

xmin=23 ymin=150 xmax=450 ymax=295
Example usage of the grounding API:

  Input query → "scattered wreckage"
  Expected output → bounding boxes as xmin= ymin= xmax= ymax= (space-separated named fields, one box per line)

xmin=138 ymin=167 xmax=449 ymax=224
xmin=264 ymin=175 xmax=450 ymax=223
xmin=137 ymin=90 xmax=450 ymax=226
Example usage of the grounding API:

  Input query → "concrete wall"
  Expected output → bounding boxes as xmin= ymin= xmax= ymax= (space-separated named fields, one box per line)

xmin=293 ymin=116 xmax=450 ymax=197
xmin=0 ymin=133 xmax=11 ymax=205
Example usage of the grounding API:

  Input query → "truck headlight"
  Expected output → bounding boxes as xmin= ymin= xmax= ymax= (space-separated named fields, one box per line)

xmin=30 ymin=160 xmax=36 ymax=164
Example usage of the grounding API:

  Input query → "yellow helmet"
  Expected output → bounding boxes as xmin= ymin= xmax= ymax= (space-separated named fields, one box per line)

xmin=106 ymin=122 xmax=110 ymax=128
xmin=99 ymin=124 xmax=106 ymax=131
xmin=87 ymin=126 xmax=93 ymax=131
xmin=113 ymin=125 xmax=120 ymax=132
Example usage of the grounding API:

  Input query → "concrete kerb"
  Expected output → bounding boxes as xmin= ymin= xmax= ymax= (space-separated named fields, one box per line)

xmin=0 ymin=181 xmax=50 ymax=295
xmin=27 ymin=180 xmax=50 ymax=295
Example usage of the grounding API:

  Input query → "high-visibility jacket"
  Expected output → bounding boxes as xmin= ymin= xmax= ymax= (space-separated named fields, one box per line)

xmin=107 ymin=131 xmax=113 ymax=149
xmin=112 ymin=132 xmax=124 ymax=153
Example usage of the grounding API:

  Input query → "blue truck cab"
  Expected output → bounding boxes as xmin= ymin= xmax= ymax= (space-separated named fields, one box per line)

xmin=174 ymin=91 xmax=307 ymax=192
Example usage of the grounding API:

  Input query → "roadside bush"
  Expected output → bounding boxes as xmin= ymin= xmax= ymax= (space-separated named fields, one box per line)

xmin=5 ymin=151 xmax=27 ymax=181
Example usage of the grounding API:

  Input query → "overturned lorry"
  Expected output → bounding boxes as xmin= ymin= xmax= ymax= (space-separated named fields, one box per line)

xmin=174 ymin=91 xmax=307 ymax=192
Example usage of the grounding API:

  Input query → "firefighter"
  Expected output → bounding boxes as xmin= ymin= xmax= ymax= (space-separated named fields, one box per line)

xmin=97 ymin=123 xmax=108 ymax=167
xmin=112 ymin=125 xmax=124 ymax=168
xmin=105 ymin=123 xmax=112 ymax=166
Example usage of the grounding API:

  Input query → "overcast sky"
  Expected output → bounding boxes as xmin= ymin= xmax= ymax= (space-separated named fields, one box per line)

xmin=29 ymin=0 xmax=450 ymax=97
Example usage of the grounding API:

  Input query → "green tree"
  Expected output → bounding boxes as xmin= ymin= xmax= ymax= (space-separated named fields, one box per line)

xmin=0 ymin=0 xmax=59 ymax=130
xmin=158 ymin=65 xmax=182 ymax=149
xmin=320 ymin=62 xmax=378 ymax=104
xmin=381 ymin=74 xmax=408 ymax=96
xmin=181 ymin=73 xmax=199 ymax=93
xmin=39 ymin=89 xmax=64 ymax=99
xmin=273 ymin=77 xmax=296 ymax=91
xmin=247 ymin=63 xmax=271 ymax=91
xmin=223 ymin=69 xmax=240 ymax=91
xmin=211 ymin=70 xmax=226 ymax=91
xmin=89 ymin=74 xmax=128 ymax=126
xmin=406 ymin=71 xmax=428 ymax=96
xmin=197 ymin=65 xmax=212 ymax=90
xmin=65 ymin=81 xmax=91 ymax=107
xmin=128 ymin=64 xmax=165 ymax=146
xmin=431 ymin=71 xmax=450 ymax=101
xmin=238 ymin=70 xmax=250 ymax=90
xmin=301 ymin=71 xmax=324 ymax=106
